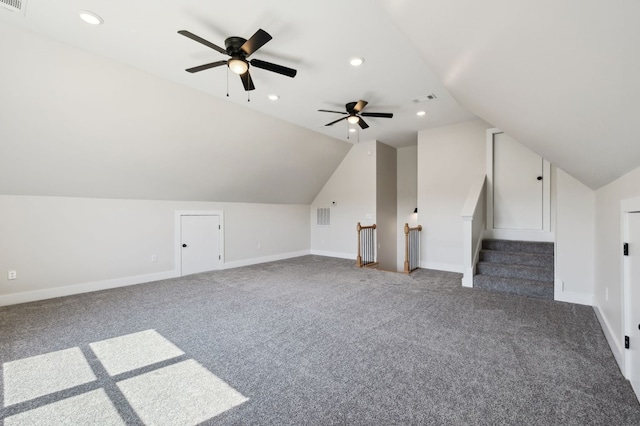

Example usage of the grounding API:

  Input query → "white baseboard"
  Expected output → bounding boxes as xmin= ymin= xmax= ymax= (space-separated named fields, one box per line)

xmin=593 ymin=303 xmax=625 ymax=375
xmin=0 ymin=270 xmax=179 ymax=307
xmin=461 ymin=268 xmax=474 ymax=287
xmin=223 ymin=250 xmax=310 ymax=269
xmin=309 ymin=250 xmax=355 ymax=260
xmin=554 ymin=291 xmax=594 ymax=306
xmin=422 ymin=261 xmax=464 ymax=274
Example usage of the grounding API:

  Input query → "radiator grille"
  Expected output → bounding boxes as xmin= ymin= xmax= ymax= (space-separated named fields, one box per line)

xmin=316 ymin=207 xmax=330 ymax=226
xmin=1 ymin=0 xmax=24 ymax=12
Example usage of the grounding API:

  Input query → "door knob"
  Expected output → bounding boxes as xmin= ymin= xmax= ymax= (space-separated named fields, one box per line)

xmin=182 ymin=244 xmax=187 ymax=248
xmin=537 ymin=176 xmax=543 ymax=181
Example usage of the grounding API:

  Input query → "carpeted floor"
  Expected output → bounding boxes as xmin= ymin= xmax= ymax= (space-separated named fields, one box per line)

xmin=1 ymin=255 xmax=639 ymax=425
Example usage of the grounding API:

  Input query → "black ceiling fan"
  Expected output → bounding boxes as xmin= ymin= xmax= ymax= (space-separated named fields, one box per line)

xmin=318 ymin=100 xmax=393 ymax=129
xmin=178 ymin=28 xmax=297 ymax=92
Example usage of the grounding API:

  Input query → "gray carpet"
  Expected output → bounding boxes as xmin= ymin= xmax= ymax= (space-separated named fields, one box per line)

xmin=1 ymin=255 xmax=639 ymax=425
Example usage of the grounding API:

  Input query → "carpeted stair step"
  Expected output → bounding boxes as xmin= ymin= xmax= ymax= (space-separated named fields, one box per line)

xmin=473 ymin=274 xmax=554 ymax=299
xmin=476 ymin=261 xmax=554 ymax=282
xmin=479 ymin=249 xmax=553 ymax=269
xmin=482 ymin=239 xmax=554 ymax=255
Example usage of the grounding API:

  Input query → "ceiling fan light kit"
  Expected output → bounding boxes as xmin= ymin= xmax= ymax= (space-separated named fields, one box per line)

xmin=319 ymin=100 xmax=393 ymax=130
xmin=178 ymin=28 xmax=297 ymax=93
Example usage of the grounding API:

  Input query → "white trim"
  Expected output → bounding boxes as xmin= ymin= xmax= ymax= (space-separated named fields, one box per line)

xmin=0 ymin=270 xmax=178 ymax=307
xmin=175 ymin=210 xmax=224 ymax=276
xmin=223 ymin=250 xmax=310 ymax=269
xmin=594 ymin=303 xmax=625 ymax=374
xmin=483 ymin=229 xmax=554 ymax=242
xmin=309 ymin=249 xmax=355 ymax=260
xmin=422 ymin=261 xmax=464 ymax=274
xmin=621 ymin=196 xmax=640 ymax=390
xmin=554 ymin=290 xmax=594 ymax=306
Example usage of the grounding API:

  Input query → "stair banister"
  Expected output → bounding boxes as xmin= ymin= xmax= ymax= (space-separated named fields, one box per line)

xmin=461 ymin=176 xmax=487 ymax=287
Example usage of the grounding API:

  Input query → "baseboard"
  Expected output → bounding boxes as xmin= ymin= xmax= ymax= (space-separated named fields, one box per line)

xmin=309 ymin=249 xmax=355 ymax=260
xmin=593 ymin=303 xmax=625 ymax=375
xmin=554 ymin=291 xmax=594 ymax=306
xmin=422 ymin=261 xmax=464 ymax=274
xmin=461 ymin=267 xmax=474 ymax=287
xmin=223 ymin=250 xmax=311 ymax=269
xmin=632 ymin=380 xmax=640 ymax=405
xmin=0 ymin=270 xmax=179 ymax=307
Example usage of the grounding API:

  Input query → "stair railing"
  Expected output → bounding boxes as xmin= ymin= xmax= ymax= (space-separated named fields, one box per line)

xmin=461 ymin=175 xmax=487 ymax=287
xmin=356 ymin=222 xmax=377 ymax=267
xmin=404 ymin=223 xmax=423 ymax=273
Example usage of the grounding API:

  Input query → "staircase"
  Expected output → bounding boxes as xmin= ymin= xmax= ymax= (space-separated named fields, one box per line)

xmin=473 ymin=239 xmax=554 ymax=299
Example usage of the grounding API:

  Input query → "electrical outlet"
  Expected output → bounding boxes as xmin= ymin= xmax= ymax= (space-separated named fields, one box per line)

xmin=257 ymin=243 xmax=262 ymax=250
xmin=8 ymin=270 xmax=17 ymax=280
xmin=151 ymin=255 xmax=157 ymax=263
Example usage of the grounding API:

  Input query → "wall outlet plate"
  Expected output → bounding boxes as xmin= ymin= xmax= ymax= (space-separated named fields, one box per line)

xmin=8 ymin=270 xmax=17 ymax=280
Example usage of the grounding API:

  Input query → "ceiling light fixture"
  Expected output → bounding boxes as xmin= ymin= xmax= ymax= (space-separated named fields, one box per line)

xmin=349 ymin=57 xmax=364 ymax=67
xmin=347 ymin=115 xmax=360 ymax=124
xmin=228 ymin=58 xmax=248 ymax=75
xmin=268 ymin=94 xmax=279 ymax=101
xmin=416 ymin=110 xmax=426 ymax=117
xmin=79 ymin=10 xmax=103 ymax=25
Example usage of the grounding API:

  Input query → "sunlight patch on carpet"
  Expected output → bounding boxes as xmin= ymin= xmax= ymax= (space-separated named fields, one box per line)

xmin=3 ymin=347 xmax=96 ymax=406
xmin=89 ymin=329 xmax=185 ymax=376
xmin=4 ymin=389 xmax=125 ymax=426
xmin=117 ymin=359 xmax=248 ymax=426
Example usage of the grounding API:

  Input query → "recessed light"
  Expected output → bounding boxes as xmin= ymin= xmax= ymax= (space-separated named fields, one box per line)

xmin=416 ymin=111 xmax=426 ymax=117
xmin=268 ymin=94 xmax=279 ymax=101
xmin=349 ymin=128 xmax=357 ymax=133
xmin=79 ymin=10 xmax=103 ymax=25
xmin=350 ymin=57 xmax=364 ymax=67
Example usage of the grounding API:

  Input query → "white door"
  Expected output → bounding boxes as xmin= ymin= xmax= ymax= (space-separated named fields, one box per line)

xmin=181 ymin=215 xmax=220 ymax=276
xmin=493 ymin=132 xmax=544 ymax=230
xmin=627 ymin=212 xmax=640 ymax=388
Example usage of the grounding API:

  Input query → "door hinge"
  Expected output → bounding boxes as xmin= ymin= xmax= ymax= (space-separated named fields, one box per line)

xmin=625 ymin=335 xmax=630 ymax=349
xmin=624 ymin=243 xmax=629 ymax=256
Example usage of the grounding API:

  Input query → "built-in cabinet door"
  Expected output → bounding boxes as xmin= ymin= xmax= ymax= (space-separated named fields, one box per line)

xmin=180 ymin=215 xmax=220 ymax=276
xmin=493 ymin=132 xmax=544 ymax=230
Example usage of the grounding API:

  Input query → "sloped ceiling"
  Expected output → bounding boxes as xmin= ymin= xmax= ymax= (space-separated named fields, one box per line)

xmin=0 ymin=24 xmax=350 ymax=204
xmin=381 ymin=0 xmax=640 ymax=189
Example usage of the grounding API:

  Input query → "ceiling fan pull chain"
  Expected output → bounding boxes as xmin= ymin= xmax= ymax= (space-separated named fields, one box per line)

xmin=226 ymin=68 xmax=229 ymax=97
xmin=247 ymin=90 xmax=250 ymax=102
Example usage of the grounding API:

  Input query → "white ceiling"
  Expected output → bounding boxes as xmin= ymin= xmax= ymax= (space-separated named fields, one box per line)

xmin=1 ymin=0 xmax=639 ymax=191
xmin=0 ymin=0 xmax=474 ymax=148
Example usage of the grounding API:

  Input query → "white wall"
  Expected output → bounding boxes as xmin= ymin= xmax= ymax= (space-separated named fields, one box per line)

xmin=0 ymin=195 xmax=310 ymax=305
xmin=396 ymin=146 xmax=418 ymax=271
xmin=417 ymin=119 xmax=491 ymax=272
xmin=555 ymin=168 xmax=595 ymax=305
xmin=594 ymin=165 xmax=640 ymax=368
xmin=310 ymin=141 xmax=377 ymax=259
xmin=376 ymin=142 xmax=397 ymax=271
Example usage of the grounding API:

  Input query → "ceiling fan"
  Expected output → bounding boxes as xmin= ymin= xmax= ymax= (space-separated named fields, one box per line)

xmin=178 ymin=28 xmax=297 ymax=92
xmin=318 ymin=100 xmax=393 ymax=129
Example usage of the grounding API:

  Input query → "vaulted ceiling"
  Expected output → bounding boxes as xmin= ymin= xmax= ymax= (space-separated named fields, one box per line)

xmin=1 ymin=0 xmax=638 ymax=204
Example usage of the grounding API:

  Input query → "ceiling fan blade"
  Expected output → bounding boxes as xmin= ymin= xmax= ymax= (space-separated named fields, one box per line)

xmin=178 ymin=30 xmax=228 ymax=56
xmin=241 ymin=29 xmax=272 ymax=57
xmin=354 ymin=100 xmax=368 ymax=113
xmin=325 ymin=117 xmax=348 ymax=126
xmin=250 ymin=59 xmax=297 ymax=78
xmin=318 ymin=109 xmax=348 ymax=115
xmin=185 ymin=60 xmax=227 ymax=73
xmin=358 ymin=118 xmax=370 ymax=129
xmin=361 ymin=112 xmax=394 ymax=118
xmin=240 ymin=71 xmax=256 ymax=91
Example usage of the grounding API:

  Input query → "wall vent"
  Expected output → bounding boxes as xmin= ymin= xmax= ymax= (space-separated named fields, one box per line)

xmin=316 ymin=207 xmax=330 ymax=226
xmin=1 ymin=0 xmax=25 ymax=13
xmin=412 ymin=93 xmax=438 ymax=103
